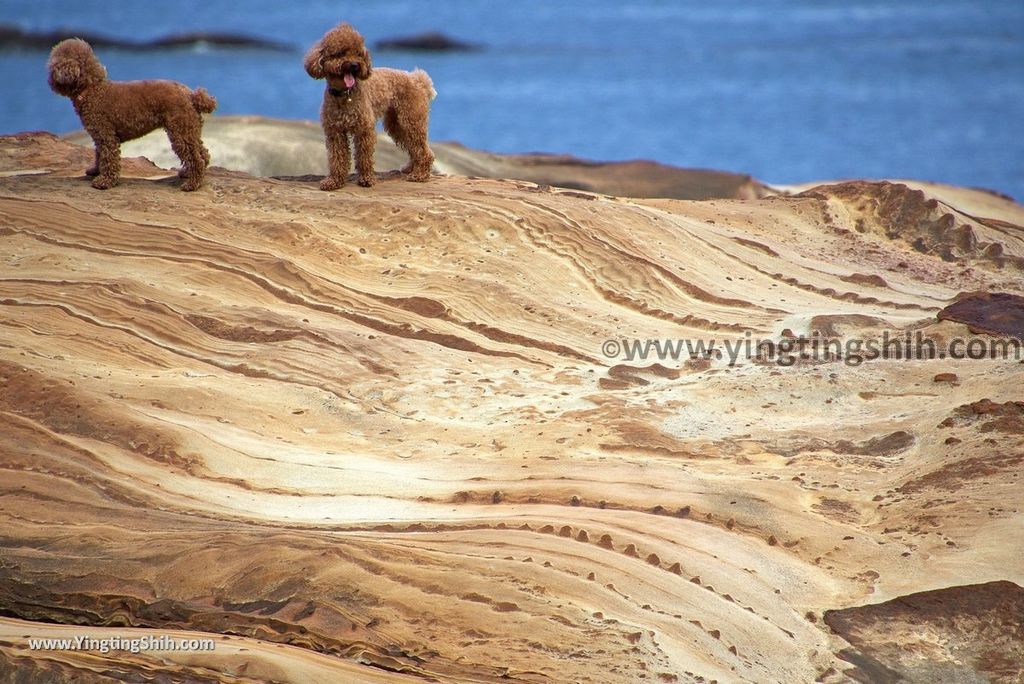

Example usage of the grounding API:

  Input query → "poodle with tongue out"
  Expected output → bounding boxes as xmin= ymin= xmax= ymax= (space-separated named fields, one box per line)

xmin=304 ymin=23 xmax=436 ymax=189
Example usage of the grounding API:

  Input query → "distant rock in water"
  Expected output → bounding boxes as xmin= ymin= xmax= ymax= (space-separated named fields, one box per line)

xmin=146 ymin=32 xmax=292 ymax=51
xmin=374 ymin=31 xmax=480 ymax=52
xmin=0 ymin=23 xmax=292 ymax=51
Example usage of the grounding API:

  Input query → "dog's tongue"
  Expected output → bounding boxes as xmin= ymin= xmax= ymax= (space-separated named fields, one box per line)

xmin=343 ymin=73 xmax=356 ymax=89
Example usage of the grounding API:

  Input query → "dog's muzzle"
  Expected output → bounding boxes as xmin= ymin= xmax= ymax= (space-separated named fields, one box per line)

xmin=326 ymin=62 xmax=360 ymax=100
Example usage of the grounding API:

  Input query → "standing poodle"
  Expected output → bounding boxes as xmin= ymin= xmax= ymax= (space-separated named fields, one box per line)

xmin=47 ymin=38 xmax=217 ymax=191
xmin=304 ymin=23 xmax=436 ymax=189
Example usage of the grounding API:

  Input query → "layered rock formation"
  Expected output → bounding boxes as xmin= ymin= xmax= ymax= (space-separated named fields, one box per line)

xmin=824 ymin=581 xmax=1024 ymax=682
xmin=0 ymin=131 xmax=1022 ymax=683
xmin=63 ymin=116 xmax=772 ymax=200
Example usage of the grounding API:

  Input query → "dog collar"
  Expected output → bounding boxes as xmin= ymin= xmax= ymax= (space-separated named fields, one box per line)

xmin=328 ymin=86 xmax=353 ymax=101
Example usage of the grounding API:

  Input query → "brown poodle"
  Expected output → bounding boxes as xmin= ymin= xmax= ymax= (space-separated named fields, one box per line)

xmin=47 ymin=38 xmax=217 ymax=191
xmin=304 ymin=23 xmax=436 ymax=189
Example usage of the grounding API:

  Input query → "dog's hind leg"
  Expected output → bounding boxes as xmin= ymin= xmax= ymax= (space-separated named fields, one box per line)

xmin=166 ymin=120 xmax=207 ymax=191
xmin=383 ymin=109 xmax=411 ymax=173
xmin=179 ymin=144 xmax=211 ymax=179
xmin=384 ymin=107 xmax=433 ymax=182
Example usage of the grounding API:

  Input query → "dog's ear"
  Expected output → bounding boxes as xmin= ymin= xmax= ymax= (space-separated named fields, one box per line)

xmin=358 ymin=44 xmax=372 ymax=80
xmin=304 ymin=40 xmax=325 ymax=79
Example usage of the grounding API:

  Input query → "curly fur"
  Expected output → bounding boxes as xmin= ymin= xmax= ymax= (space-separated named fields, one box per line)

xmin=47 ymin=38 xmax=217 ymax=191
xmin=305 ymin=23 xmax=436 ymax=189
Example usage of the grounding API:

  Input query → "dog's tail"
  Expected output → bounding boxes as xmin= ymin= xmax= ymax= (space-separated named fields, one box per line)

xmin=190 ymin=87 xmax=218 ymax=114
xmin=411 ymin=69 xmax=437 ymax=101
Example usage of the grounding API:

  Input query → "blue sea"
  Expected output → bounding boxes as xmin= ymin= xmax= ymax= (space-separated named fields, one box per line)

xmin=2 ymin=1 xmax=1022 ymax=198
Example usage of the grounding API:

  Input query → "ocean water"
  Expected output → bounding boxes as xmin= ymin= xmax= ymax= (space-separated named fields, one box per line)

xmin=2 ymin=0 xmax=1022 ymax=198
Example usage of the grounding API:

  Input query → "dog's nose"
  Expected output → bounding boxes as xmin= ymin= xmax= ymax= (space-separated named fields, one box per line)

xmin=345 ymin=62 xmax=360 ymax=75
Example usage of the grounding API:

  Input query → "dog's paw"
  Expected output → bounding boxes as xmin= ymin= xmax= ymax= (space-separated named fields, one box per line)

xmin=91 ymin=176 xmax=116 ymax=190
xmin=405 ymin=172 xmax=430 ymax=183
xmin=357 ymin=175 xmax=377 ymax=188
xmin=319 ymin=177 xmax=344 ymax=191
xmin=180 ymin=178 xmax=202 ymax=192
xmin=84 ymin=166 xmax=99 ymax=177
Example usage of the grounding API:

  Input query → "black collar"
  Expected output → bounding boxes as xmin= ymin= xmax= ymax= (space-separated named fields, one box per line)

xmin=328 ymin=86 xmax=353 ymax=98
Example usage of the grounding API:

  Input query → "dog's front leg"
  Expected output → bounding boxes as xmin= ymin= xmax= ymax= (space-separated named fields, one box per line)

xmin=91 ymin=133 xmax=121 ymax=189
xmin=354 ymin=125 xmax=376 ymax=187
xmin=320 ymin=129 xmax=350 ymax=191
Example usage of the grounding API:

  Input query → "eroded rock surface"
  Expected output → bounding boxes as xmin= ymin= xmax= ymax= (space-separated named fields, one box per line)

xmin=0 ymin=132 xmax=1022 ymax=682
